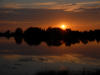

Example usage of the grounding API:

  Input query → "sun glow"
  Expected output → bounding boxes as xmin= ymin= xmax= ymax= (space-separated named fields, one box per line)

xmin=60 ymin=25 xmax=67 ymax=30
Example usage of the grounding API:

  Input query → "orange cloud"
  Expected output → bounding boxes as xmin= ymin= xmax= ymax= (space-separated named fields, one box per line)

xmin=34 ymin=2 xmax=57 ymax=6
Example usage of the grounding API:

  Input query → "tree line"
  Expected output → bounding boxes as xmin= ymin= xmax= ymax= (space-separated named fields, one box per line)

xmin=0 ymin=27 xmax=100 ymax=46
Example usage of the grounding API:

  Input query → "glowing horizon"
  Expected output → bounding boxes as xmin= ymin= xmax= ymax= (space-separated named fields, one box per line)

xmin=60 ymin=25 xmax=67 ymax=30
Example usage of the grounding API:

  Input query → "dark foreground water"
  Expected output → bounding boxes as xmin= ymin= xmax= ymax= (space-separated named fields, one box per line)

xmin=0 ymin=37 xmax=100 ymax=75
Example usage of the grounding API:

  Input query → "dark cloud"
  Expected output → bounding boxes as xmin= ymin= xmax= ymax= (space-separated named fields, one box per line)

xmin=0 ymin=8 xmax=100 ymax=21
xmin=76 ymin=7 xmax=100 ymax=13
xmin=0 ymin=8 xmax=100 ymax=31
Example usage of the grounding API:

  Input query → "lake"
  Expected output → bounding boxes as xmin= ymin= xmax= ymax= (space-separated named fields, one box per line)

xmin=0 ymin=37 xmax=100 ymax=75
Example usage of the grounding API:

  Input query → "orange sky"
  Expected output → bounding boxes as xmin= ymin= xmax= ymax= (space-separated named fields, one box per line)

xmin=0 ymin=0 xmax=100 ymax=32
xmin=0 ymin=8 xmax=100 ymax=32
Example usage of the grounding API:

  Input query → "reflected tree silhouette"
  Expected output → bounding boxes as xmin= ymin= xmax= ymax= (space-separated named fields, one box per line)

xmin=14 ymin=28 xmax=23 ymax=44
xmin=0 ymin=27 xmax=100 ymax=46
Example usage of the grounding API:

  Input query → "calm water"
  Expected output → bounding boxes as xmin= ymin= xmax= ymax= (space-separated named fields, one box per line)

xmin=0 ymin=37 xmax=100 ymax=75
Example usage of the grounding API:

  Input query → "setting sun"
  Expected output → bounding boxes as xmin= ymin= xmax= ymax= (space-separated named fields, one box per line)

xmin=60 ymin=25 xmax=67 ymax=30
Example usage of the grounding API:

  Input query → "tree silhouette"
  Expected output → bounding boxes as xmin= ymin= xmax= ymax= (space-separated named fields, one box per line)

xmin=0 ymin=27 xmax=100 ymax=46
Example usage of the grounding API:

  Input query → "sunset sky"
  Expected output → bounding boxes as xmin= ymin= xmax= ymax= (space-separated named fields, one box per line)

xmin=0 ymin=0 xmax=100 ymax=31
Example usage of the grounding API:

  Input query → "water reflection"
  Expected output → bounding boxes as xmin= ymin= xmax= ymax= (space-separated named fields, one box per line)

xmin=0 ymin=37 xmax=100 ymax=58
xmin=0 ymin=54 xmax=100 ymax=75
xmin=0 ymin=27 xmax=100 ymax=75
xmin=0 ymin=27 xmax=100 ymax=46
xmin=18 ymin=54 xmax=100 ymax=65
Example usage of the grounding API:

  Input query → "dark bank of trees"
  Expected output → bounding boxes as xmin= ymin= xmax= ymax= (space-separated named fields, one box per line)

xmin=0 ymin=27 xmax=100 ymax=46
